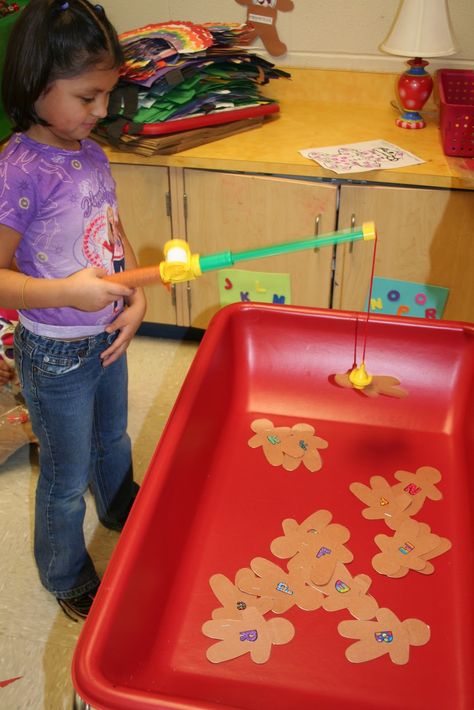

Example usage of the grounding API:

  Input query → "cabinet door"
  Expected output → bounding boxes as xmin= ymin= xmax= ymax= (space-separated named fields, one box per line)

xmin=111 ymin=164 xmax=175 ymax=324
xmin=335 ymin=185 xmax=474 ymax=323
xmin=182 ymin=170 xmax=338 ymax=328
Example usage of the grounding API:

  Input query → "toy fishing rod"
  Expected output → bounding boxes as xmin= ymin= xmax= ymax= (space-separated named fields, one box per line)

xmin=104 ymin=222 xmax=376 ymax=287
xmin=106 ymin=221 xmax=379 ymax=390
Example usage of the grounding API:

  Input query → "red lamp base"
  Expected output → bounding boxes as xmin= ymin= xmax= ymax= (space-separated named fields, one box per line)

xmin=396 ymin=116 xmax=426 ymax=129
xmin=396 ymin=57 xmax=433 ymax=129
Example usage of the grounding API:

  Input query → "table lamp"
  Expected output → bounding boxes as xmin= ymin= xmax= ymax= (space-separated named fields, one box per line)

xmin=380 ymin=0 xmax=456 ymax=128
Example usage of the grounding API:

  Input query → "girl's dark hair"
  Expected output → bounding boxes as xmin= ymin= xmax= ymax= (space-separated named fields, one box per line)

xmin=2 ymin=0 xmax=123 ymax=131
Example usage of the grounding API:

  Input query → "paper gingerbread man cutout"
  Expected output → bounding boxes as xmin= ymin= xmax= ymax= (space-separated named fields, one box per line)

xmin=270 ymin=510 xmax=353 ymax=585
xmin=386 ymin=532 xmax=452 ymax=577
xmin=270 ymin=510 xmax=334 ymax=558
xmin=281 ymin=423 xmax=329 ymax=472
xmin=390 ymin=466 xmax=443 ymax=518
xmin=236 ymin=557 xmax=324 ymax=613
xmin=314 ymin=561 xmax=379 ymax=620
xmin=209 ymin=573 xmax=272 ymax=619
xmin=248 ymin=418 xmax=294 ymax=468
xmin=203 ymin=606 xmax=295 ymax=664
xmin=338 ymin=608 xmax=430 ymax=664
xmin=235 ymin=0 xmax=294 ymax=56
xmin=349 ymin=475 xmax=412 ymax=528
xmin=248 ymin=419 xmax=328 ymax=471
xmin=372 ymin=519 xmax=442 ymax=577
xmin=334 ymin=372 xmax=408 ymax=398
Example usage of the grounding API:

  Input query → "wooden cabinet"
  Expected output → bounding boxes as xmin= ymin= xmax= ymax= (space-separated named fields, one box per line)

xmin=111 ymin=160 xmax=474 ymax=329
xmin=181 ymin=170 xmax=338 ymax=329
xmin=334 ymin=185 xmax=474 ymax=323
xmin=111 ymin=163 xmax=176 ymax=324
xmin=114 ymin=164 xmax=339 ymax=328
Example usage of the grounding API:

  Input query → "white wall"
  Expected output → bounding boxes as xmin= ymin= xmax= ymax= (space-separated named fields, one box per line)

xmin=101 ymin=0 xmax=473 ymax=72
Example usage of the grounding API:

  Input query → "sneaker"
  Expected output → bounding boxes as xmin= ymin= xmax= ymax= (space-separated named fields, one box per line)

xmin=57 ymin=584 xmax=100 ymax=622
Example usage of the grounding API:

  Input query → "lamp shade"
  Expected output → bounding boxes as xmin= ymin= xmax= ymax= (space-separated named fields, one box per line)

xmin=381 ymin=0 xmax=456 ymax=58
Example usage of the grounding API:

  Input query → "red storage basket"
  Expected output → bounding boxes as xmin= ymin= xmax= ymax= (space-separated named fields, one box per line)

xmin=438 ymin=69 xmax=474 ymax=157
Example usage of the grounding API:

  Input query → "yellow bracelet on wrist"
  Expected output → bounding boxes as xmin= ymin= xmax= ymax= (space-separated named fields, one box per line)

xmin=20 ymin=275 xmax=31 ymax=310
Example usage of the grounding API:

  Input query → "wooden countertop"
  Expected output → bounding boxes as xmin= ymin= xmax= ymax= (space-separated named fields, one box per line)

xmin=103 ymin=68 xmax=474 ymax=191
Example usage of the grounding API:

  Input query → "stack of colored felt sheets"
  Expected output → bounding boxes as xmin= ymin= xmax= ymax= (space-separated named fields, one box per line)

xmin=95 ymin=21 xmax=290 ymax=154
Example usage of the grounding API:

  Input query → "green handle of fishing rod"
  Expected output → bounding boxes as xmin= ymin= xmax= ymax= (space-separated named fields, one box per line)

xmin=198 ymin=223 xmax=375 ymax=274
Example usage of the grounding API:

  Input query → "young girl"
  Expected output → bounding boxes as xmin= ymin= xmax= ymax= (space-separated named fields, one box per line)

xmin=0 ymin=0 xmax=146 ymax=620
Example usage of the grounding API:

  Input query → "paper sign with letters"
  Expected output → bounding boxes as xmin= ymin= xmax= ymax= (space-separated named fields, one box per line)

xmin=366 ymin=277 xmax=449 ymax=319
xmin=218 ymin=269 xmax=291 ymax=306
xmin=300 ymin=140 xmax=424 ymax=175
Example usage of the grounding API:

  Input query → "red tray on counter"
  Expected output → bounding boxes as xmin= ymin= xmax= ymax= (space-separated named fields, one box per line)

xmin=73 ymin=303 xmax=474 ymax=710
xmin=123 ymin=102 xmax=280 ymax=135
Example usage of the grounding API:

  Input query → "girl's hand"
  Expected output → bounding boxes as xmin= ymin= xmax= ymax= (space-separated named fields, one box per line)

xmin=100 ymin=289 xmax=146 ymax=367
xmin=66 ymin=268 xmax=133 ymax=311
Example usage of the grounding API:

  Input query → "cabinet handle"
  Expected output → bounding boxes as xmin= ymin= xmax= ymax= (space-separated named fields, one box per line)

xmin=313 ymin=214 xmax=321 ymax=252
xmin=349 ymin=214 xmax=356 ymax=254
xmin=165 ymin=192 xmax=171 ymax=218
xmin=186 ymin=282 xmax=192 ymax=322
xmin=170 ymin=282 xmax=176 ymax=307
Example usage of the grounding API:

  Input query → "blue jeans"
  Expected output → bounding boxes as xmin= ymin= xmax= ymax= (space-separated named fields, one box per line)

xmin=14 ymin=325 xmax=139 ymax=599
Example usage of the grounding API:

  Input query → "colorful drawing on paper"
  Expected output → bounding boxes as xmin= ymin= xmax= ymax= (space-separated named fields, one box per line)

xmin=300 ymin=140 xmax=425 ymax=175
xmin=218 ymin=269 xmax=291 ymax=306
xmin=366 ymin=277 xmax=449 ymax=319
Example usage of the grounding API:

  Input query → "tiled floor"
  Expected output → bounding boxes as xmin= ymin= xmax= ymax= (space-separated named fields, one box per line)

xmin=0 ymin=335 xmax=199 ymax=710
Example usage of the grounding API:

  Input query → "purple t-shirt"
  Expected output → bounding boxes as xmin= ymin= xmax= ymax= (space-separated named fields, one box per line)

xmin=0 ymin=133 xmax=125 ymax=338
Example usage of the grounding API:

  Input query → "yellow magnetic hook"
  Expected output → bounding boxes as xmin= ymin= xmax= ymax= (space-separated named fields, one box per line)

xmin=349 ymin=362 xmax=373 ymax=389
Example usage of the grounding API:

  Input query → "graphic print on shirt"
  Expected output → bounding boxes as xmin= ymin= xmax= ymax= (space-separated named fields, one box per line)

xmin=38 ymin=156 xmax=74 ymax=184
xmin=104 ymin=206 xmax=125 ymax=312
xmin=106 ymin=205 xmax=125 ymax=277
xmin=0 ymin=162 xmax=14 ymax=222
xmin=32 ymin=216 xmax=61 ymax=259
xmin=80 ymin=170 xmax=124 ymax=286
xmin=82 ymin=212 xmax=109 ymax=268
